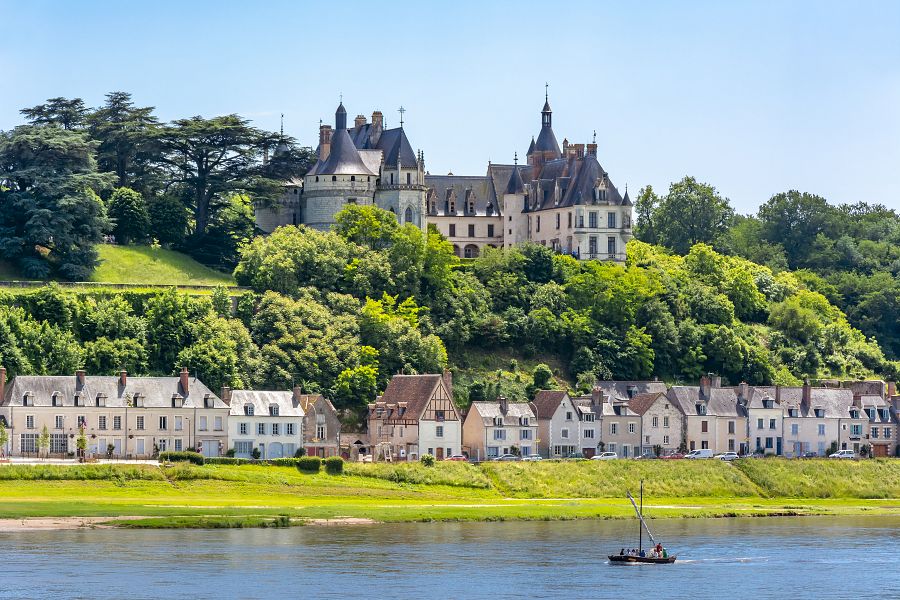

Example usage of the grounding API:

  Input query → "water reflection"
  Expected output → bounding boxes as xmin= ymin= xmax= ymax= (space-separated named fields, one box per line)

xmin=1 ymin=516 xmax=897 ymax=599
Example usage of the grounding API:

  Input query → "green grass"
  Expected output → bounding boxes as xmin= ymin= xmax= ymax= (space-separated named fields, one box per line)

xmin=0 ymin=460 xmax=897 ymax=528
xmin=90 ymin=245 xmax=234 ymax=286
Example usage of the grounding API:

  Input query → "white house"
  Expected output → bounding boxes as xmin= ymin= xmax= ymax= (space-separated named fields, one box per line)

xmin=226 ymin=389 xmax=304 ymax=459
xmin=462 ymin=397 xmax=538 ymax=460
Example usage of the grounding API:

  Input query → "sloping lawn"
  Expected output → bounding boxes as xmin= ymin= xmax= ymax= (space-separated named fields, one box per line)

xmin=90 ymin=245 xmax=234 ymax=286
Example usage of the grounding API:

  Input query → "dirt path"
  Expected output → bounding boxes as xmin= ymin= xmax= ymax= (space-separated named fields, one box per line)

xmin=0 ymin=516 xmax=151 ymax=532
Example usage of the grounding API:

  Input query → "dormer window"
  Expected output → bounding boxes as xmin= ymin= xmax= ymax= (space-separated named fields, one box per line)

xmin=519 ymin=417 xmax=530 ymax=426
xmin=763 ymin=399 xmax=774 ymax=409
xmin=269 ymin=404 xmax=279 ymax=417
xmin=23 ymin=393 xmax=33 ymax=407
xmin=584 ymin=413 xmax=595 ymax=422
xmin=850 ymin=410 xmax=859 ymax=419
xmin=74 ymin=393 xmax=82 ymax=407
xmin=788 ymin=408 xmax=798 ymax=417
xmin=245 ymin=404 xmax=254 ymax=416
xmin=467 ymin=200 xmax=475 ymax=214
xmin=51 ymin=392 xmax=61 ymax=407
xmin=493 ymin=416 xmax=503 ymax=427
xmin=696 ymin=404 xmax=707 ymax=415
xmin=204 ymin=396 xmax=213 ymax=409
xmin=485 ymin=203 xmax=494 ymax=216
xmin=881 ymin=409 xmax=890 ymax=421
xmin=814 ymin=408 xmax=824 ymax=418
xmin=96 ymin=394 xmax=106 ymax=407
xmin=172 ymin=395 xmax=184 ymax=408
xmin=134 ymin=394 xmax=144 ymax=408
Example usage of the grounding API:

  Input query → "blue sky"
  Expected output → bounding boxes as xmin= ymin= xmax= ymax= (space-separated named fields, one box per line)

xmin=1 ymin=0 xmax=899 ymax=213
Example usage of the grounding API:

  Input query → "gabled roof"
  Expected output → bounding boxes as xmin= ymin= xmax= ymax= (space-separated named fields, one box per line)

xmin=532 ymin=390 xmax=569 ymax=419
xmin=377 ymin=128 xmax=417 ymax=168
xmin=375 ymin=374 xmax=447 ymax=420
xmin=468 ymin=401 xmax=536 ymax=424
xmin=296 ymin=393 xmax=337 ymax=416
xmin=628 ymin=392 xmax=667 ymax=415
xmin=424 ymin=174 xmax=498 ymax=217
xmin=594 ymin=381 xmax=668 ymax=403
xmin=2 ymin=375 xmax=225 ymax=409
xmin=229 ymin=390 xmax=304 ymax=417
xmin=667 ymin=386 xmax=742 ymax=417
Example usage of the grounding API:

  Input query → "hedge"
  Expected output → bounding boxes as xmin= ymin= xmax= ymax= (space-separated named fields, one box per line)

xmin=324 ymin=456 xmax=344 ymax=474
xmin=206 ymin=457 xmax=250 ymax=465
xmin=159 ymin=451 xmax=204 ymax=465
xmin=296 ymin=457 xmax=321 ymax=473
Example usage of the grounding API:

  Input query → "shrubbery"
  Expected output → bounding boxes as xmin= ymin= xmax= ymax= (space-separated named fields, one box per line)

xmin=159 ymin=451 xmax=204 ymax=465
xmin=420 ymin=453 xmax=435 ymax=467
xmin=324 ymin=456 xmax=344 ymax=475
xmin=206 ymin=457 xmax=250 ymax=465
xmin=296 ymin=456 xmax=322 ymax=473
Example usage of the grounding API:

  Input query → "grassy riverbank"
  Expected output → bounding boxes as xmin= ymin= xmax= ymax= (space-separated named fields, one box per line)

xmin=0 ymin=460 xmax=897 ymax=529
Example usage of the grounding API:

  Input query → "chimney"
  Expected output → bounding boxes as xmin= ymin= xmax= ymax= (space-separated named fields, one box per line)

xmin=738 ymin=381 xmax=749 ymax=401
xmin=119 ymin=370 xmax=127 ymax=388
xmin=319 ymin=124 xmax=332 ymax=160
xmin=888 ymin=381 xmax=897 ymax=398
xmin=371 ymin=111 xmax=383 ymax=129
xmin=573 ymin=143 xmax=585 ymax=159
xmin=76 ymin=369 xmax=86 ymax=389
xmin=179 ymin=367 xmax=190 ymax=396
xmin=220 ymin=386 xmax=232 ymax=405
xmin=293 ymin=386 xmax=303 ymax=402
xmin=498 ymin=396 xmax=509 ymax=415
xmin=562 ymin=138 xmax=569 ymax=155
xmin=700 ymin=375 xmax=711 ymax=400
xmin=586 ymin=142 xmax=597 ymax=157
xmin=442 ymin=369 xmax=453 ymax=396
xmin=591 ymin=386 xmax=603 ymax=406
xmin=802 ymin=379 xmax=811 ymax=407
xmin=775 ymin=385 xmax=781 ymax=403
xmin=0 ymin=366 xmax=5 ymax=402
xmin=354 ymin=114 xmax=366 ymax=128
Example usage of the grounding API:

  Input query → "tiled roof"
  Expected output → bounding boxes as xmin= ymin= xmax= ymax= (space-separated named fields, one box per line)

xmin=628 ymin=392 xmax=666 ymax=415
xmin=531 ymin=390 xmax=568 ymax=419
xmin=228 ymin=390 xmax=304 ymax=417
xmin=2 ymin=375 xmax=225 ymax=409
xmin=469 ymin=401 xmax=535 ymax=424
xmin=376 ymin=374 xmax=443 ymax=420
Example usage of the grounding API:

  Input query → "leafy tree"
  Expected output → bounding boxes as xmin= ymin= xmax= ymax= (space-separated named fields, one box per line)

xmin=87 ymin=91 xmax=161 ymax=190
xmin=532 ymin=364 xmax=553 ymax=389
xmin=634 ymin=185 xmax=661 ymax=245
xmin=335 ymin=204 xmax=400 ymax=250
xmin=38 ymin=425 xmax=50 ymax=458
xmin=107 ymin=187 xmax=150 ymax=244
xmin=333 ymin=364 xmax=378 ymax=419
xmin=83 ymin=337 xmax=148 ymax=374
xmin=0 ymin=421 xmax=8 ymax=457
xmin=211 ymin=286 xmax=231 ymax=318
xmin=654 ymin=176 xmax=734 ymax=254
xmin=757 ymin=191 xmax=836 ymax=268
xmin=0 ymin=125 xmax=113 ymax=279
xmin=20 ymin=97 xmax=88 ymax=130
xmin=148 ymin=195 xmax=189 ymax=247
xmin=76 ymin=425 xmax=87 ymax=459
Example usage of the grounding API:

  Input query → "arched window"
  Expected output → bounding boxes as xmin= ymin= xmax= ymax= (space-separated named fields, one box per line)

xmin=452 ymin=244 xmax=461 ymax=257
xmin=244 ymin=404 xmax=254 ymax=416
xmin=269 ymin=404 xmax=279 ymax=417
xmin=315 ymin=176 xmax=319 ymax=182
xmin=404 ymin=206 xmax=413 ymax=223
xmin=463 ymin=244 xmax=479 ymax=258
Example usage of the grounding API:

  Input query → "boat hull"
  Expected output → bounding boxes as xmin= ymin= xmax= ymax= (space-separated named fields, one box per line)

xmin=608 ymin=555 xmax=676 ymax=564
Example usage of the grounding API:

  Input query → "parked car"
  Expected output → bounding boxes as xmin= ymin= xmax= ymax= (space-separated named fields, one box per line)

xmin=445 ymin=455 xmax=467 ymax=462
xmin=591 ymin=452 xmax=618 ymax=460
xmin=684 ymin=449 xmax=714 ymax=459
xmin=522 ymin=454 xmax=543 ymax=462
xmin=829 ymin=449 xmax=856 ymax=459
xmin=715 ymin=452 xmax=739 ymax=461
xmin=661 ymin=452 xmax=685 ymax=460
xmin=564 ymin=452 xmax=584 ymax=459
xmin=635 ymin=452 xmax=657 ymax=460
xmin=799 ymin=451 xmax=819 ymax=459
xmin=494 ymin=453 xmax=521 ymax=461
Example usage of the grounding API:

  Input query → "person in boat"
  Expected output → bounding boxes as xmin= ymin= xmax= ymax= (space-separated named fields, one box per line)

xmin=620 ymin=549 xmax=625 ymax=556
xmin=639 ymin=549 xmax=646 ymax=558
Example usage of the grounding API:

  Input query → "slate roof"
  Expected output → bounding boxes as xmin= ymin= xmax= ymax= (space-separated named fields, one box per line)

xmin=525 ymin=154 xmax=625 ymax=212
xmin=594 ymin=381 xmax=668 ymax=403
xmin=376 ymin=128 xmax=417 ymax=168
xmin=296 ymin=393 xmax=336 ymax=416
xmin=468 ymin=401 xmax=536 ymax=425
xmin=667 ymin=386 xmax=742 ymax=417
xmin=531 ymin=390 xmax=569 ymax=419
xmin=505 ymin=163 xmax=526 ymax=195
xmin=228 ymin=390 xmax=304 ymax=417
xmin=373 ymin=374 xmax=444 ymax=421
xmin=628 ymin=392 xmax=667 ymax=415
xmin=424 ymin=174 xmax=498 ymax=216
xmin=2 ymin=375 xmax=226 ymax=409
xmin=741 ymin=386 xmax=780 ymax=409
xmin=316 ymin=127 xmax=377 ymax=176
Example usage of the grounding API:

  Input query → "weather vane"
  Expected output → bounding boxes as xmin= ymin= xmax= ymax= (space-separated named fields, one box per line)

xmin=398 ymin=106 xmax=406 ymax=128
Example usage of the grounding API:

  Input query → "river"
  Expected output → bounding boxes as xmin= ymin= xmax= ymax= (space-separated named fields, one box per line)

xmin=1 ymin=516 xmax=897 ymax=599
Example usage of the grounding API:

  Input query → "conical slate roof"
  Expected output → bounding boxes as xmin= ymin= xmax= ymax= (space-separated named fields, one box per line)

xmin=317 ymin=103 xmax=376 ymax=176
xmin=505 ymin=165 xmax=526 ymax=195
xmin=534 ymin=125 xmax=561 ymax=156
xmin=622 ymin=189 xmax=633 ymax=206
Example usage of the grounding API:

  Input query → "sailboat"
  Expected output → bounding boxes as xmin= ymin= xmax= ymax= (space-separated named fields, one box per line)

xmin=608 ymin=480 xmax=676 ymax=564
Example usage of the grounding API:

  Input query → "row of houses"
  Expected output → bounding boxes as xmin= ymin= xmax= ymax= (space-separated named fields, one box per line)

xmin=368 ymin=374 xmax=900 ymax=460
xmin=2 ymin=366 xmax=898 ymax=461
xmin=0 ymin=368 xmax=343 ymax=459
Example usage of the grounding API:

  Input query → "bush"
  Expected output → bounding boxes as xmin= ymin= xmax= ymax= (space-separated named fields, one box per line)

xmin=159 ymin=451 xmax=204 ymax=465
xmin=251 ymin=448 xmax=261 ymax=460
xmin=293 ymin=447 xmax=306 ymax=458
xmin=205 ymin=457 xmax=250 ymax=465
xmin=296 ymin=456 xmax=321 ymax=473
xmin=225 ymin=448 xmax=236 ymax=458
xmin=324 ymin=456 xmax=344 ymax=475
xmin=420 ymin=453 xmax=435 ymax=467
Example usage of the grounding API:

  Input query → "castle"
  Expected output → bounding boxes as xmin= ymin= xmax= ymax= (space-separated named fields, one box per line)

xmin=254 ymin=94 xmax=633 ymax=261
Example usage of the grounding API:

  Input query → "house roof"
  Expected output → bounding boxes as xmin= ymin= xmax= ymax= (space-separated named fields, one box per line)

xmin=424 ymin=174 xmax=499 ymax=217
xmin=377 ymin=128 xmax=417 ymax=168
xmin=595 ymin=381 xmax=668 ymax=403
xmin=2 ymin=375 xmax=226 ymax=409
xmin=375 ymin=374 xmax=445 ymax=420
xmin=628 ymin=392 xmax=666 ymax=415
xmin=228 ymin=390 xmax=304 ymax=417
xmin=316 ymin=127 xmax=377 ymax=176
xmin=468 ymin=401 xmax=536 ymax=425
xmin=505 ymin=162 xmax=526 ymax=195
xmin=532 ymin=390 xmax=569 ymax=419
xmin=295 ymin=393 xmax=336 ymax=416
xmin=667 ymin=386 xmax=742 ymax=417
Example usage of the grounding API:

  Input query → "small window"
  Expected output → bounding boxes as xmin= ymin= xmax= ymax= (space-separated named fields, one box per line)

xmin=468 ymin=224 xmax=475 ymax=237
xmin=269 ymin=405 xmax=279 ymax=417
xmin=449 ymin=224 xmax=456 ymax=237
xmin=332 ymin=175 xmax=337 ymax=182
xmin=244 ymin=404 xmax=254 ymax=416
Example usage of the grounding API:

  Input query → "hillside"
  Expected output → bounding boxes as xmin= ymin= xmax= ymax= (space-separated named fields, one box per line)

xmin=90 ymin=245 xmax=235 ymax=286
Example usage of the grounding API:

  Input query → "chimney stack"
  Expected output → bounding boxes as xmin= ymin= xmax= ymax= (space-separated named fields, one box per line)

xmin=0 ymin=366 xmax=6 ymax=402
xmin=119 ymin=370 xmax=127 ymax=388
xmin=76 ymin=369 xmax=86 ymax=389
xmin=371 ymin=111 xmax=383 ymax=129
xmin=591 ymin=386 xmax=603 ymax=406
xmin=179 ymin=367 xmax=190 ymax=396
xmin=498 ymin=396 xmax=509 ymax=415
xmin=220 ymin=386 xmax=232 ymax=405
xmin=738 ymin=381 xmax=749 ymax=402
xmin=319 ymin=124 xmax=333 ymax=160
xmin=354 ymin=114 xmax=366 ymax=128
xmin=700 ymin=374 xmax=711 ymax=400
xmin=888 ymin=381 xmax=897 ymax=398
xmin=586 ymin=142 xmax=597 ymax=157
xmin=562 ymin=138 xmax=569 ymax=155
xmin=573 ymin=143 xmax=585 ymax=159
xmin=802 ymin=379 xmax=811 ymax=407
xmin=293 ymin=385 xmax=303 ymax=403
xmin=443 ymin=369 xmax=453 ymax=396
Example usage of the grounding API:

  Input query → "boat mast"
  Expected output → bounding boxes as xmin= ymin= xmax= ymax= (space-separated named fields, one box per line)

xmin=639 ymin=480 xmax=643 ymax=553
xmin=626 ymin=490 xmax=656 ymax=545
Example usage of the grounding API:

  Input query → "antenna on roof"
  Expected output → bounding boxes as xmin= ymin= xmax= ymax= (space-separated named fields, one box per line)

xmin=280 ymin=113 xmax=284 ymax=137
xmin=593 ymin=129 xmax=597 ymax=144
xmin=339 ymin=92 xmax=343 ymax=103
xmin=398 ymin=105 xmax=406 ymax=128
xmin=514 ymin=152 xmax=518 ymax=165
xmin=545 ymin=81 xmax=549 ymax=101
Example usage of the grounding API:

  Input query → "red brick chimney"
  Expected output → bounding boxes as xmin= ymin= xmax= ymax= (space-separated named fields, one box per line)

xmin=319 ymin=125 xmax=333 ymax=160
xmin=371 ymin=111 xmax=383 ymax=129
xmin=119 ymin=370 xmax=127 ymax=388
xmin=586 ymin=142 xmax=597 ymax=157
xmin=0 ymin=366 xmax=6 ymax=401
xmin=293 ymin=385 xmax=304 ymax=403
xmin=700 ymin=375 xmax=711 ymax=400
xmin=888 ymin=381 xmax=897 ymax=398
xmin=179 ymin=367 xmax=190 ymax=396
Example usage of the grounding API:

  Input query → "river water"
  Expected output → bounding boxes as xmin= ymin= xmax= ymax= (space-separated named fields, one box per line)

xmin=1 ymin=516 xmax=897 ymax=599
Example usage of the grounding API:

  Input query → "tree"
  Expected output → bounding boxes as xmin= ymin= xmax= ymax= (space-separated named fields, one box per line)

xmin=654 ymin=176 xmax=734 ymax=254
xmin=634 ymin=185 xmax=661 ymax=245
xmin=335 ymin=205 xmax=399 ymax=250
xmin=148 ymin=195 xmax=189 ymax=246
xmin=76 ymin=425 xmax=87 ymax=460
xmin=107 ymin=187 xmax=150 ymax=244
xmin=155 ymin=115 xmax=273 ymax=236
xmin=532 ymin=364 xmax=553 ymax=389
xmin=333 ymin=364 xmax=378 ymax=420
xmin=38 ymin=425 xmax=50 ymax=459
xmin=88 ymin=91 xmax=161 ymax=190
xmin=20 ymin=97 xmax=88 ymax=130
xmin=0 ymin=125 xmax=114 ymax=279
xmin=757 ymin=191 xmax=837 ymax=268
xmin=0 ymin=421 xmax=8 ymax=458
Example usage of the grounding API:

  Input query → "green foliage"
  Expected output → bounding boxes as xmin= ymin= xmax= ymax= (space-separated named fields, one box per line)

xmin=296 ymin=456 xmax=321 ymax=473
xmin=532 ymin=364 xmax=553 ymax=390
xmin=420 ymin=453 xmax=435 ymax=467
xmin=147 ymin=195 xmax=189 ymax=247
xmin=324 ymin=456 xmax=344 ymax=474
xmin=159 ymin=451 xmax=205 ymax=465
xmin=107 ymin=187 xmax=150 ymax=244
xmin=648 ymin=176 xmax=734 ymax=254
